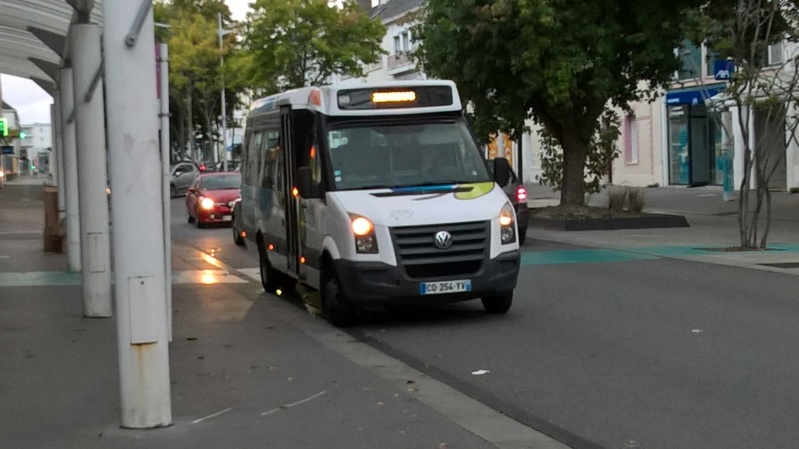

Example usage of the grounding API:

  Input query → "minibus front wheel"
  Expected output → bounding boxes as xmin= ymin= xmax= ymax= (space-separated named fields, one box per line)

xmin=481 ymin=291 xmax=513 ymax=314
xmin=321 ymin=265 xmax=356 ymax=328
xmin=257 ymin=237 xmax=280 ymax=294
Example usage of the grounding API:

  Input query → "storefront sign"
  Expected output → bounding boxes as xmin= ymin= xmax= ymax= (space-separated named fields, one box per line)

xmin=1 ymin=146 xmax=14 ymax=155
xmin=665 ymin=85 xmax=725 ymax=106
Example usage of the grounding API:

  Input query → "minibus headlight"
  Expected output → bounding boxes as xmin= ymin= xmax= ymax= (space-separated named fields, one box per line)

xmin=200 ymin=197 xmax=215 ymax=210
xmin=499 ymin=204 xmax=516 ymax=244
xmin=350 ymin=215 xmax=378 ymax=254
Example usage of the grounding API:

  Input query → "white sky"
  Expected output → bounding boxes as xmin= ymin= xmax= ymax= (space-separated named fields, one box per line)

xmin=0 ymin=0 xmax=253 ymax=125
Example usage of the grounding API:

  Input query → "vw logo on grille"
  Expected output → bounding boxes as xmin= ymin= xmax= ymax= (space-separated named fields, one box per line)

xmin=434 ymin=231 xmax=453 ymax=249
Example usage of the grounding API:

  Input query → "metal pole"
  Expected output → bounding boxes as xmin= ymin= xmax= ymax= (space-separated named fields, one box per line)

xmin=72 ymin=24 xmax=113 ymax=318
xmin=159 ymin=43 xmax=173 ymax=341
xmin=59 ymin=67 xmax=81 ymax=271
xmin=218 ymin=12 xmax=228 ymax=169
xmin=104 ymin=1 xmax=172 ymax=428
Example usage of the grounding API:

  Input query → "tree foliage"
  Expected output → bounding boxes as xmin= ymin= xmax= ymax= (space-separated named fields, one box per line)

xmin=155 ymin=0 xmax=241 ymax=161
xmin=242 ymin=0 xmax=386 ymax=93
xmin=415 ymin=0 xmax=698 ymax=205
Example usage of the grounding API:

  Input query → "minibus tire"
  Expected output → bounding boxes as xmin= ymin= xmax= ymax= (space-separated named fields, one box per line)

xmin=258 ymin=240 xmax=280 ymax=294
xmin=322 ymin=268 xmax=355 ymax=327
xmin=233 ymin=226 xmax=245 ymax=245
xmin=481 ymin=292 xmax=513 ymax=314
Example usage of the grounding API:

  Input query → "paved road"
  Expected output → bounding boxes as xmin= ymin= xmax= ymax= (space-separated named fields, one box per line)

xmin=169 ymin=194 xmax=799 ymax=449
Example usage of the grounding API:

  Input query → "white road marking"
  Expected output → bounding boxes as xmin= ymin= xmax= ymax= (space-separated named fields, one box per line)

xmin=260 ymin=390 xmax=327 ymax=416
xmin=192 ymin=407 xmax=233 ymax=424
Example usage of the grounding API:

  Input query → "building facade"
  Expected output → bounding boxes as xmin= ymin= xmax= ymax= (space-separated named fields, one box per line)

xmin=1 ymin=101 xmax=23 ymax=179
xmin=354 ymin=1 xmax=799 ymax=192
xmin=608 ymin=40 xmax=799 ymax=192
xmin=20 ymin=122 xmax=52 ymax=173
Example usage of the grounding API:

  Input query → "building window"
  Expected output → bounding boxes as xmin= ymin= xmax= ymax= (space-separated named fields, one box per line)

xmin=393 ymin=31 xmax=412 ymax=55
xmin=705 ymin=47 xmax=718 ymax=77
xmin=769 ymin=41 xmax=783 ymax=65
xmin=623 ymin=114 xmax=639 ymax=165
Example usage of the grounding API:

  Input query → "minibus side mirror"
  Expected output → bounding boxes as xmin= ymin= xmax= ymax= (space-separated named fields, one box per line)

xmin=492 ymin=157 xmax=511 ymax=187
xmin=297 ymin=167 xmax=319 ymax=199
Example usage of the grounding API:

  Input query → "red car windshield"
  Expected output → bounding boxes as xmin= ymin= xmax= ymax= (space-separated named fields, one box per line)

xmin=201 ymin=174 xmax=241 ymax=190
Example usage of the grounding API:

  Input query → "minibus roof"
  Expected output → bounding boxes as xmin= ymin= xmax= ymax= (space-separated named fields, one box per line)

xmin=248 ymin=80 xmax=462 ymax=117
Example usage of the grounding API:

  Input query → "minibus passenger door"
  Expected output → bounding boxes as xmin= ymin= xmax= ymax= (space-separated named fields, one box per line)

xmin=281 ymin=106 xmax=301 ymax=276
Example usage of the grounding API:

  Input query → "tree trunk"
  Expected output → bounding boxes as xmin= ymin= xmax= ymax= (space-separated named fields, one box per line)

xmin=186 ymin=83 xmax=195 ymax=161
xmin=559 ymin=128 xmax=588 ymax=206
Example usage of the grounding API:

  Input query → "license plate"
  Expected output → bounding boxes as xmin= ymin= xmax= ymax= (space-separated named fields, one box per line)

xmin=222 ymin=215 xmax=232 ymax=222
xmin=420 ymin=279 xmax=471 ymax=295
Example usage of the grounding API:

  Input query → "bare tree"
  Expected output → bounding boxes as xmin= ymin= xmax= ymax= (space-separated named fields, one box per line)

xmin=692 ymin=0 xmax=799 ymax=249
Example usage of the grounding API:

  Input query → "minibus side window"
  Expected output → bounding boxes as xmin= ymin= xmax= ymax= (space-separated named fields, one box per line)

xmin=266 ymin=130 xmax=283 ymax=192
xmin=261 ymin=129 xmax=280 ymax=189
xmin=245 ymin=131 xmax=263 ymax=187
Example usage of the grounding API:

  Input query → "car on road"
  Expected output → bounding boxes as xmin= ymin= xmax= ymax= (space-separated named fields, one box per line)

xmin=231 ymin=197 xmax=245 ymax=246
xmin=170 ymin=161 xmax=201 ymax=197
xmin=185 ymin=172 xmax=241 ymax=228
xmin=501 ymin=169 xmax=529 ymax=245
xmin=215 ymin=159 xmax=241 ymax=173
xmin=0 ymin=168 xmax=5 ymax=189
xmin=489 ymin=164 xmax=529 ymax=245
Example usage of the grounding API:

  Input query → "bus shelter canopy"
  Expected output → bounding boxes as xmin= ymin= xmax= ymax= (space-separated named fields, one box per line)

xmin=0 ymin=0 xmax=102 ymax=94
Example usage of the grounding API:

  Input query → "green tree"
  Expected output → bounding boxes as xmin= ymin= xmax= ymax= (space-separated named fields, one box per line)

xmin=242 ymin=0 xmax=386 ymax=93
xmin=155 ymin=0 xmax=241 ymax=162
xmin=415 ymin=0 xmax=698 ymax=205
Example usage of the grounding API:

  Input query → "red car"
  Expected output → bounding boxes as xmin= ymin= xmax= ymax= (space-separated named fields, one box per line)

xmin=186 ymin=172 xmax=241 ymax=228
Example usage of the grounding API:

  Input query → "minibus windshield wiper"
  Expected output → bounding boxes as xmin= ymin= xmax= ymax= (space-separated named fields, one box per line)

xmin=354 ymin=184 xmax=394 ymax=190
xmin=411 ymin=180 xmax=472 ymax=187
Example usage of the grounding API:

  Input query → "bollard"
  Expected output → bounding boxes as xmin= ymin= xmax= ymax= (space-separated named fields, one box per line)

xmin=43 ymin=186 xmax=64 ymax=253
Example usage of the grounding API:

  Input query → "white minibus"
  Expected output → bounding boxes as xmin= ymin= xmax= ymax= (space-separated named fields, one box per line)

xmin=236 ymin=80 xmax=520 ymax=325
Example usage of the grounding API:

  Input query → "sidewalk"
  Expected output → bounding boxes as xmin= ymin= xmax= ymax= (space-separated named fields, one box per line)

xmin=524 ymin=183 xmax=799 ymax=275
xmin=0 ymin=180 xmax=568 ymax=448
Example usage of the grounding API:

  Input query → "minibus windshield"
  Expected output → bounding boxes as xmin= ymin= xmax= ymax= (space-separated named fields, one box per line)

xmin=325 ymin=118 xmax=491 ymax=191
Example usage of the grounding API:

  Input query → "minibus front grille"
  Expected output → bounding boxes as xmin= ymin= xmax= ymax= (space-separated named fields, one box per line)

xmin=390 ymin=221 xmax=489 ymax=279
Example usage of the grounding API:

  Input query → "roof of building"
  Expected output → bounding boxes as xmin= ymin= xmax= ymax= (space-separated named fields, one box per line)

xmin=371 ymin=0 xmax=424 ymax=22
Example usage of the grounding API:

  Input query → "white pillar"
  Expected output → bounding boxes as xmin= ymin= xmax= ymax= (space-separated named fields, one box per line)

xmin=59 ymin=68 xmax=81 ymax=271
xmin=158 ymin=43 xmax=173 ymax=341
xmin=72 ymin=24 xmax=113 ymax=318
xmin=51 ymin=100 xmax=66 ymax=216
xmin=732 ymin=106 xmax=745 ymax=188
xmin=104 ymin=1 xmax=172 ymax=428
xmin=785 ymin=103 xmax=797 ymax=191
xmin=749 ymin=105 xmax=757 ymax=189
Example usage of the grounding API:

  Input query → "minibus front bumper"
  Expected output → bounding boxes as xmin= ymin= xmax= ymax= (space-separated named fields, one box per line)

xmin=333 ymin=250 xmax=520 ymax=305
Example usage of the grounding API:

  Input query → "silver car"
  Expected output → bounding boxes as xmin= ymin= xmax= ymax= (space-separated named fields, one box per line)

xmin=170 ymin=162 xmax=199 ymax=197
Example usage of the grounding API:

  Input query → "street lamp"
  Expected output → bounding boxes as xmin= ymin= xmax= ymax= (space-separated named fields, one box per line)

xmin=218 ymin=13 xmax=234 ymax=171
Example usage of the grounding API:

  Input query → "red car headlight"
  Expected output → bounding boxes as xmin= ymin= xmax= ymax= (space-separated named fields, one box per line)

xmin=200 ymin=197 xmax=215 ymax=210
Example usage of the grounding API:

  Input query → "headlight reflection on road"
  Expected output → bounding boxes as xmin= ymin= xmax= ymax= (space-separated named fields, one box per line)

xmin=201 ymin=250 xmax=224 ymax=269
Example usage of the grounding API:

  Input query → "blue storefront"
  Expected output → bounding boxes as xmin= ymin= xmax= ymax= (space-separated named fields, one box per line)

xmin=665 ymin=84 xmax=726 ymax=186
